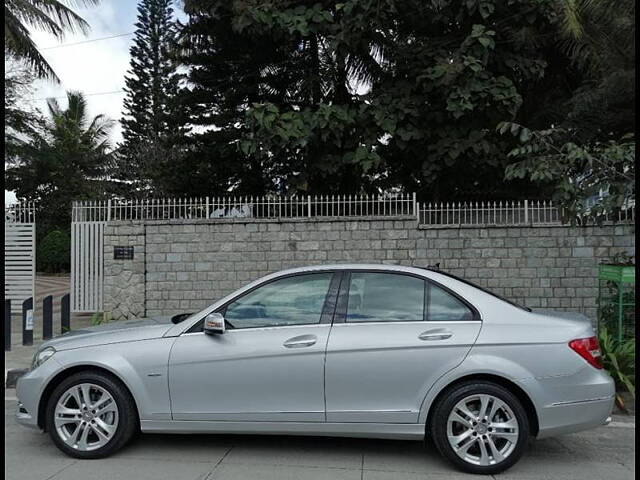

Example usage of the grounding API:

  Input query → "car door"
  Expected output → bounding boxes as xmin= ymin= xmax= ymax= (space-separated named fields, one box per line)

xmin=168 ymin=271 xmax=341 ymax=422
xmin=324 ymin=271 xmax=482 ymax=423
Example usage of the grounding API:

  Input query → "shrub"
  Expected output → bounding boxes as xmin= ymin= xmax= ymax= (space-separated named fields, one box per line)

xmin=598 ymin=326 xmax=635 ymax=409
xmin=37 ymin=230 xmax=70 ymax=273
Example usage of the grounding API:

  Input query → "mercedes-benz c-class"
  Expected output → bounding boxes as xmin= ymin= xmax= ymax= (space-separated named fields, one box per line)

xmin=16 ymin=264 xmax=613 ymax=474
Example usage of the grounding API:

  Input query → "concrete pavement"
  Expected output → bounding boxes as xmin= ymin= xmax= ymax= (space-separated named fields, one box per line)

xmin=4 ymin=395 xmax=634 ymax=480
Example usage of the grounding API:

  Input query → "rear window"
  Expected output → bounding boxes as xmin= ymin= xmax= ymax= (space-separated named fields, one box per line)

xmin=425 ymin=269 xmax=531 ymax=312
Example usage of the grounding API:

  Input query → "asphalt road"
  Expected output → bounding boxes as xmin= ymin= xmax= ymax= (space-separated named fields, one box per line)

xmin=4 ymin=396 xmax=634 ymax=480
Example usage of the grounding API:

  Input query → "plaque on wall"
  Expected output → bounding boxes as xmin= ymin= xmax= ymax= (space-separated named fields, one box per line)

xmin=114 ymin=246 xmax=134 ymax=260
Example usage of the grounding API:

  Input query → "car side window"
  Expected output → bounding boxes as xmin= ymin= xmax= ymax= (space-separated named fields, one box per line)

xmin=224 ymin=273 xmax=333 ymax=329
xmin=346 ymin=272 xmax=425 ymax=323
xmin=427 ymin=282 xmax=474 ymax=321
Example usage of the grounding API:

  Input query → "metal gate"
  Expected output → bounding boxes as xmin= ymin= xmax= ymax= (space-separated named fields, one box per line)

xmin=71 ymin=202 xmax=106 ymax=312
xmin=4 ymin=203 xmax=35 ymax=314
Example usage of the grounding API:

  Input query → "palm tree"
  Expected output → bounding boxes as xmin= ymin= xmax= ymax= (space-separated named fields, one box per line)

xmin=5 ymin=91 xmax=115 ymax=232
xmin=557 ymin=0 xmax=634 ymax=74
xmin=4 ymin=0 xmax=100 ymax=81
xmin=555 ymin=0 xmax=635 ymax=141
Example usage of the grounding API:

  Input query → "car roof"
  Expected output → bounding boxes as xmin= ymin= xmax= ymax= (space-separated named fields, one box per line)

xmin=272 ymin=264 xmax=431 ymax=276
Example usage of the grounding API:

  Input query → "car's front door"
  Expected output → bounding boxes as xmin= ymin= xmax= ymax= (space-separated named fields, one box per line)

xmin=324 ymin=271 xmax=482 ymax=423
xmin=168 ymin=271 xmax=340 ymax=422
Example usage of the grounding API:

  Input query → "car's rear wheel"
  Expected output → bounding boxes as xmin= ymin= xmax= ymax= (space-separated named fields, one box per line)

xmin=46 ymin=371 xmax=138 ymax=458
xmin=430 ymin=381 xmax=529 ymax=475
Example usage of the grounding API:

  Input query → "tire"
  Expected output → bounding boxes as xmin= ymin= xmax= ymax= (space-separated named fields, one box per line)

xmin=46 ymin=370 xmax=138 ymax=459
xmin=429 ymin=381 xmax=529 ymax=475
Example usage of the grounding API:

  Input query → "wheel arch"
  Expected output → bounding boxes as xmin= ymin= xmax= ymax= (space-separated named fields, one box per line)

xmin=424 ymin=373 xmax=540 ymax=437
xmin=37 ymin=364 xmax=140 ymax=431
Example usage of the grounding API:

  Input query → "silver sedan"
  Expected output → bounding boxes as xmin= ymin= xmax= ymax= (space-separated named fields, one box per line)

xmin=16 ymin=264 xmax=614 ymax=474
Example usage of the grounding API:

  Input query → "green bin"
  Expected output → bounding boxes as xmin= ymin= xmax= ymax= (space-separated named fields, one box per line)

xmin=597 ymin=264 xmax=635 ymax=342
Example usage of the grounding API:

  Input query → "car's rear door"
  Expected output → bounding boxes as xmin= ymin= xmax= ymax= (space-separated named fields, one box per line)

xmin=168 ymin=271 xmax=341 ymax=422
xmin=324 ymin=270 xmax=482 ymax=423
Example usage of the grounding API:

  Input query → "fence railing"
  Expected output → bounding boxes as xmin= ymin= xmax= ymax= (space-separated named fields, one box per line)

xmin=418 ymin=200 xmax=635 ymax=227
xmin=71 ymin=195 xmax=635 ymax=226
xmin=5 ymin=202 xmax=36 ymax=223
xmin=72 ymin=193 xmax=417 ymax=222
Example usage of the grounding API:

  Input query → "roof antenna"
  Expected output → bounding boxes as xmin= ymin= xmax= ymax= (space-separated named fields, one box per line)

xmin=427 ymin=262 xmax=440 ymax=270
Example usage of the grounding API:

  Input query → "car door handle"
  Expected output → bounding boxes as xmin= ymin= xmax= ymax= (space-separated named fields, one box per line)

xmin=418 ymin=329 xmax=453 ymax=341
xmin=283 ymin=335 xmax=317 ymax=348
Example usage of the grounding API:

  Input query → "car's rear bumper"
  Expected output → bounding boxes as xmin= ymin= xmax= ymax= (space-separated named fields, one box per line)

xmin=517 ymin=362 xmax=615 ymax=438
xmin=536 ymin=395 xmax=615 ymax=438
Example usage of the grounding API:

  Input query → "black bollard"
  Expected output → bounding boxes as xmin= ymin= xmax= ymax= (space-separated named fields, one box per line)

xmin=43 ymin=295 xmax=53 ymax=340
xmin=5 ymin=300 xmax=11 ymax=351
xmin=22 ymin=297 xmax=33 ymax=346
xmin=61 ymin=294 xmax=70 ymax=333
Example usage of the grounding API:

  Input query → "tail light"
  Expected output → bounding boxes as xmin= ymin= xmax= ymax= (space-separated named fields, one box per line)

xmin=569 ymin=336 xmax=603 ymax=369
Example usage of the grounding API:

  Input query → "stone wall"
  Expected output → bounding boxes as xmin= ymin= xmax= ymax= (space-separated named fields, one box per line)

xmin=103 ymin=217 xmax=635 ymax=321
xmin=103 ymin=223 xmax=146 ymax=321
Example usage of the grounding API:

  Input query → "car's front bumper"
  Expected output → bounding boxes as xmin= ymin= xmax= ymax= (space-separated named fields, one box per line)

xmin=15 ymin=359 xmax=62 ymax=431
xmin=15 ymin=401 xmax=40 ymax=430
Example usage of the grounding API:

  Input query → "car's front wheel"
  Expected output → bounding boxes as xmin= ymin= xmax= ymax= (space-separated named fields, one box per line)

xmin=430 ymin=381 xmax=529 ymax=475
xmin=46 ymin=370 xmax=138 ymax=458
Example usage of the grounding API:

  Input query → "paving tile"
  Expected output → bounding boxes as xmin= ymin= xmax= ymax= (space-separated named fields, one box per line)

xmin=5 ymin=457 xmax=77 ymax=480
xmin=362 ymin=440 xmax=453 ymax=474
xmin=49 ymin=458 xmax=213 ymax=480
xmin=210 ymin=463 xmax=361 ymax=480
xmin=112 ymin=433 xmax=232 ymax=464
xmin=364 ymin=471 xmax=485 ymax=480
xmin=221 ymin=435 xmax=363 ymax=470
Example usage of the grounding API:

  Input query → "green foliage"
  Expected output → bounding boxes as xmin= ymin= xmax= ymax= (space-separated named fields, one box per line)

xmin=37 ymin=230 xmax=70 ymax=273
xmin=5 ymin=91 xmax=115 ymax=234
xmin=4 ymin=55 xmax=45 ymax=163
xmin=500 ymin=123 xmax=634 ymax=223
xmin=90 ymin=311 xmax=112 ymax=326
xmin=175 ymin=0 xmax=560 ymax=199
xmin=4 ymin=0 xmax=100 ymax=81
xmin=118 ymin=0 xmax=187 ymax=196
xmin=598 ymin=326 xmax=635 ymax=399
xmin=90 ymin=312 xmax=103 ymax=326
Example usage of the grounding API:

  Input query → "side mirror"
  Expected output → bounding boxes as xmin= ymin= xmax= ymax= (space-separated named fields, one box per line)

xmin=203 ymin=312 xmax=225 ymax=335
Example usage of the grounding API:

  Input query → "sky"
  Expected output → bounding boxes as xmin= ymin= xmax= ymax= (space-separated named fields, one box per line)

xmin=5 ymin=0 xmax=186 ymax=205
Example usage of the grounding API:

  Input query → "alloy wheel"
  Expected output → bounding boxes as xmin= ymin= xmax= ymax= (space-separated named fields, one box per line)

xmin=54 ymin=383 xmax=119 ymax=451
xmin=446 ymin=393 xmax=519 ymax=466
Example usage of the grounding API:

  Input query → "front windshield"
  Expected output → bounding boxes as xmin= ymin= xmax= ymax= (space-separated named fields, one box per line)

xmin=425 ymin=269 xmax=532 ymax=312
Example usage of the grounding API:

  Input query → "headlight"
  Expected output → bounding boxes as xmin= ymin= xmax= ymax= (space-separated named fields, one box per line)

xmin=31 ymin=347 xmax=56 ymax=370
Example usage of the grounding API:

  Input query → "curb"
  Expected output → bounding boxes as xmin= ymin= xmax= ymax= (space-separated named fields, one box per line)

xmin=5 ymin=369 xmax=28 ymax=389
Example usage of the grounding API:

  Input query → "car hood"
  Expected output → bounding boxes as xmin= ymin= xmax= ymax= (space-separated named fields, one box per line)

xmin=39 ymin=316 xmax=176 ymax=351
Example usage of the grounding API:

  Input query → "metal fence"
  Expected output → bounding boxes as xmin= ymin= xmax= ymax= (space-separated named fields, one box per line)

xmin=71 ymin=193 xmax=417 ymax=221
xmin=71 ymin=195 xmax=636 ymax=225
xmin=418 ymin=200 xmax=635 ymax=227
xmin=4 ymin=203 xmax=36 ymax=315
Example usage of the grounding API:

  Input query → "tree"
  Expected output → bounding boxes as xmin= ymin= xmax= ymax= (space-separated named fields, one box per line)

xmin=174 ymin=1 xmax=561 ymax=199
xmin=4 ymin=53 xmax=45 ymax=162
xmin=118 ymin=0 xmax=185 ymax=196
xmin=500 ymin=1 xmax=635 ymax=220
xmin=5 ymin=91 xmax=115 ymax=233
xmin=556 ymin=0 xmax=634 ymax=142
xmin=4 ymin=0 xmax=100 ymax=81
xmin=500 ymin=124 xmax=634 ymax=222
